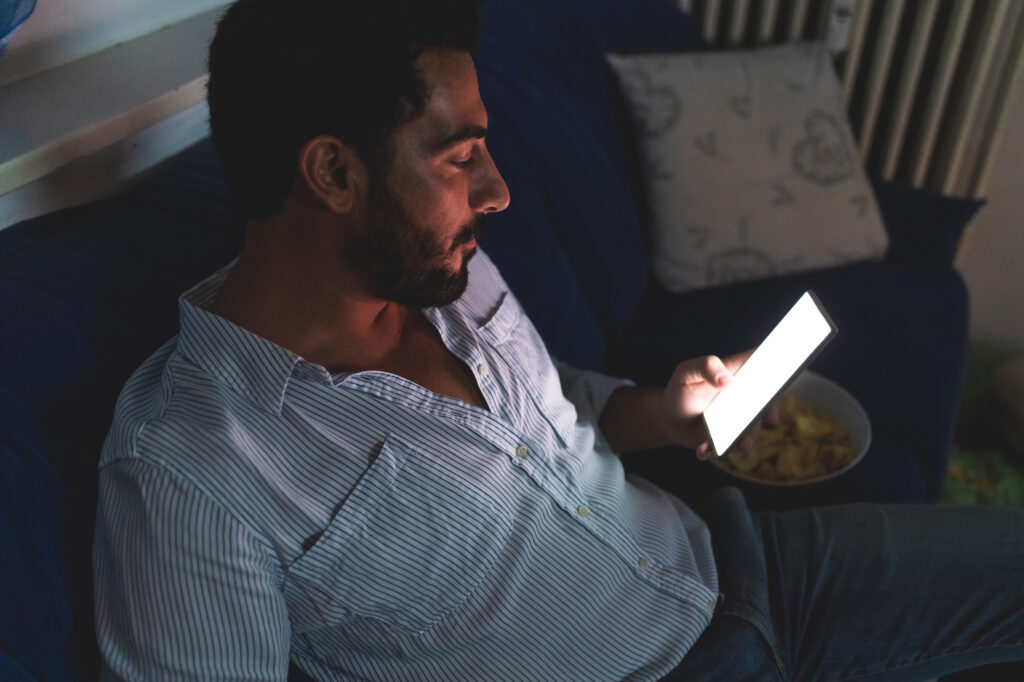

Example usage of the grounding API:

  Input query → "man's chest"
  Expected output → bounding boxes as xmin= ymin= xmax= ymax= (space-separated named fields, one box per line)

xmin=383 ymin=312 xmax=490 ymax=411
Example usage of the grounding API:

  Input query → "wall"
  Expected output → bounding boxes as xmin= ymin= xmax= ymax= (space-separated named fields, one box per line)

xmin=957 ymin=80 xmax=1024 ymax=349
xmin=0 ymin=0 xmax=228 ymax=87
xmin=0 ymin=0 xmax=228 ymax=228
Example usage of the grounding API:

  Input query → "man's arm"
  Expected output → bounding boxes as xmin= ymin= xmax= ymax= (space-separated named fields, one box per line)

xmin=94 ymin=459 xmax=291 ymax=681
xmin=552 ymin=360 xmax=635 ymax=449
xmin=597 ymin=385 xmax=675 ymax=454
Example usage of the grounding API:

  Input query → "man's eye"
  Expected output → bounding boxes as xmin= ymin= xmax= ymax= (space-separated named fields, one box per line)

xmin=451 ymin=156 xmax=475 ymax=170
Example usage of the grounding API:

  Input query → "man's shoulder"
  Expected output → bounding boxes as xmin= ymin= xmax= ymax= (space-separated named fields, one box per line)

xmin=101 ymin=337 xmax=176 ymax=459
xmin=100 ymin=335 xmax=241 ymax=469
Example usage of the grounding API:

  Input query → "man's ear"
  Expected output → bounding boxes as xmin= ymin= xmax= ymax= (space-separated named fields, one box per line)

xmin=297 ymin=135 xmax=369 ymax=214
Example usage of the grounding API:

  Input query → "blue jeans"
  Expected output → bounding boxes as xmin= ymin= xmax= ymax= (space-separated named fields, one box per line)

xmin=662 ymin=487 xmax=1024 ymax=681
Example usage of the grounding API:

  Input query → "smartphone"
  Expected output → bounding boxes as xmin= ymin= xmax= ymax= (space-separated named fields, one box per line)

xmin=702 ymin=291 xmax=837 ymax=458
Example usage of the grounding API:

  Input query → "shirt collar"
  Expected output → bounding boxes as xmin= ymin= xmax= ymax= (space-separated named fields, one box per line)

xmin=177 ymin=261 xmax=315 ymax=413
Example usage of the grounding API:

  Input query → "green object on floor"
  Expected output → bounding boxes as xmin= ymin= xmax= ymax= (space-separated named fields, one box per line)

xmin=942 ymin=343 xmax=1024 ymax=507
xmin=943 ymin=448 xmax=1024 ymax=506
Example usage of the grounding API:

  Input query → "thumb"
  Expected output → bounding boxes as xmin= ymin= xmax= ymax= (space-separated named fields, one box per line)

xmin=675 ymin=355 xmax=733 ymax=388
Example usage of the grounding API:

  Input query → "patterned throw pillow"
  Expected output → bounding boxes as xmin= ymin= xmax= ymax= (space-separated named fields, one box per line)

xmin=607 ymin=43 xmax=889 ymax=293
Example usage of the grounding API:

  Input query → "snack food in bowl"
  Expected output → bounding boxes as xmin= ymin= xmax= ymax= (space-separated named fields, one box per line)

xmin=709 ymin=371 xmax=871 ymax=486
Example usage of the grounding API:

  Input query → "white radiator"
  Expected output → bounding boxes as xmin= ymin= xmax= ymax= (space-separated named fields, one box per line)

xmin=678 ymin=0 xmax=1024 ymax=199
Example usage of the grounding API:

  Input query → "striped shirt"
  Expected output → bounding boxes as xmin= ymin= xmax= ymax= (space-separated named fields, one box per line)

xmin=93 ymin=249 xmax=719 ymax=681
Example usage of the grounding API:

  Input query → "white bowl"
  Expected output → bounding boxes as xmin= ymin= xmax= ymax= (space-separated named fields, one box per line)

xmin=708 ymin=370 xmax=871 ymax=486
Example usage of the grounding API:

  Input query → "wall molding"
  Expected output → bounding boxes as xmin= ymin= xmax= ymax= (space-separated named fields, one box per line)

xmin=0 ymin=102 xmax=210 ymax=230
xmin=0 ymin=7 xmax=223 ymax=227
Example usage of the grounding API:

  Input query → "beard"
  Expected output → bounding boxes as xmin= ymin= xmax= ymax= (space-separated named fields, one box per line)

xmin=348 ymin=179 xmax=486 ymax=308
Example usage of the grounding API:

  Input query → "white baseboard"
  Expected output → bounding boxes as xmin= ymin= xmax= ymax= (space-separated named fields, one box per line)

xmin=0 ymin=102 xmax=210 ymax=230
xmin=0 ymin=6 xmax=223 ymax=229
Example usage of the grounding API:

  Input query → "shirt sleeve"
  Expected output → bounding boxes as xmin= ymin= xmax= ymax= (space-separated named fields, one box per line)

xmin=552 ymin=360 xmax=635 ymax=448
xmin=93 ymin=457 xmax=291 ymax=681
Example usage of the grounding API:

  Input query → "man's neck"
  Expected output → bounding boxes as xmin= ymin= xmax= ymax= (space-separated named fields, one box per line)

xmin=210 ymin=239 xmax=412 ymax=374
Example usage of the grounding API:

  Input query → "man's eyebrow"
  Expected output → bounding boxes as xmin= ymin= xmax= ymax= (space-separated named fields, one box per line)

xmin=431 ymin=125 xmax=487 ymax=154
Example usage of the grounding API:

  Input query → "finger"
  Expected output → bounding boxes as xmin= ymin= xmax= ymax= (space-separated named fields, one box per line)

xmin=695 ymin=441 xmax=713 ymax=460
xmin=721 ymin=347 xmax=755 ymax=375
xmin=676 ymin=355 xmax=733 ymax=388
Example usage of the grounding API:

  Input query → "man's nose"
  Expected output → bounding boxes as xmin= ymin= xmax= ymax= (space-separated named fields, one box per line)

xmin=471 ymin=147 xmax=511 ymax=214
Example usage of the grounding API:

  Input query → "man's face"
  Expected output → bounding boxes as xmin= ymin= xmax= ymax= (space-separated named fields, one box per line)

xmin=349 ymin=49 xmax=510 ymax=308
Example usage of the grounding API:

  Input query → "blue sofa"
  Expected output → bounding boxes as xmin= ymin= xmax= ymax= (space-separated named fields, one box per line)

xmin=0 ymin=0 xmax=982 ymax=678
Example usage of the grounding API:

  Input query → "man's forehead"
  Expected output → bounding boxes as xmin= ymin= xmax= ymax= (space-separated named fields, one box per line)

xmin=412 ymin=50 xmax=488 ymax=150
xmin=416 ymin=48 xmax=479 ymax=95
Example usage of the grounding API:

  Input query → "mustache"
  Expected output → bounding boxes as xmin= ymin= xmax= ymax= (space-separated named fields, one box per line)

xmin=454 ymin=214 xmax=487 ymax=246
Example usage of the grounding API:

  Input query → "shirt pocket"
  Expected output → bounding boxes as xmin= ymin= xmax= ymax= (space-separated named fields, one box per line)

xmin=477 ymin=290 xmax=577 ymax=447
xmin=476 ymin=289 xmax=521 ymax=344
xmin=283 ymin=432 xmax=514 ymax=635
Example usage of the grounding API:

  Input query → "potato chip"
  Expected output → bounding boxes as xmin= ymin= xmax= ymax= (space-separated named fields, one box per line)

xmin=717 ymin=395 xmax=854 ymax=482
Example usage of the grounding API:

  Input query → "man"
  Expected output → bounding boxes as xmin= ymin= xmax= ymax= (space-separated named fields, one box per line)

xmin=94 ymin=0 xmax=1024 ymax=680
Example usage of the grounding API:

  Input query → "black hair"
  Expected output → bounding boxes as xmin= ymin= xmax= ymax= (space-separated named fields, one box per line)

xmin=207 ymin=0 xmax=481 ymax=220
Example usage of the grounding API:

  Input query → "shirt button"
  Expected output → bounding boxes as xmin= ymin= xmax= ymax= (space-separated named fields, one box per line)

xmin=515 ymin=444 xmax=528 ymax=458
xmin=577 ymin=504 xmax=590 ymax=518
xmin=637 ymin=557 xmax=650 ymax=570
xmin=477 ymin=362 xmax=489 ymax=376
xmin=706 ymin=599 xmax=717 ymax=614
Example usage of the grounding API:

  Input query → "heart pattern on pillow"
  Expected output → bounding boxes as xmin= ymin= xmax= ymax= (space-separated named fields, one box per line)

xmin=792 ymin=111 xmax=855 ymax=185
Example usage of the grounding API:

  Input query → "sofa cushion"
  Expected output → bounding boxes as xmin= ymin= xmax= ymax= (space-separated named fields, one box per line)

xmin=0 ymin=655 xmax=34 ymax=682
xmin=873 ymin=178 xmax=985 ymax=269
xmin=0 ymin=388 xmax=98 ymax=680
xmin=475 ymin=0 xmax=705 ymax=365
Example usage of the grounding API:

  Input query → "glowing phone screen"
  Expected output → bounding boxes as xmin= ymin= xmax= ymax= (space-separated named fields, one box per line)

xmin=703 ymin=291 xmax=836 ymax=457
